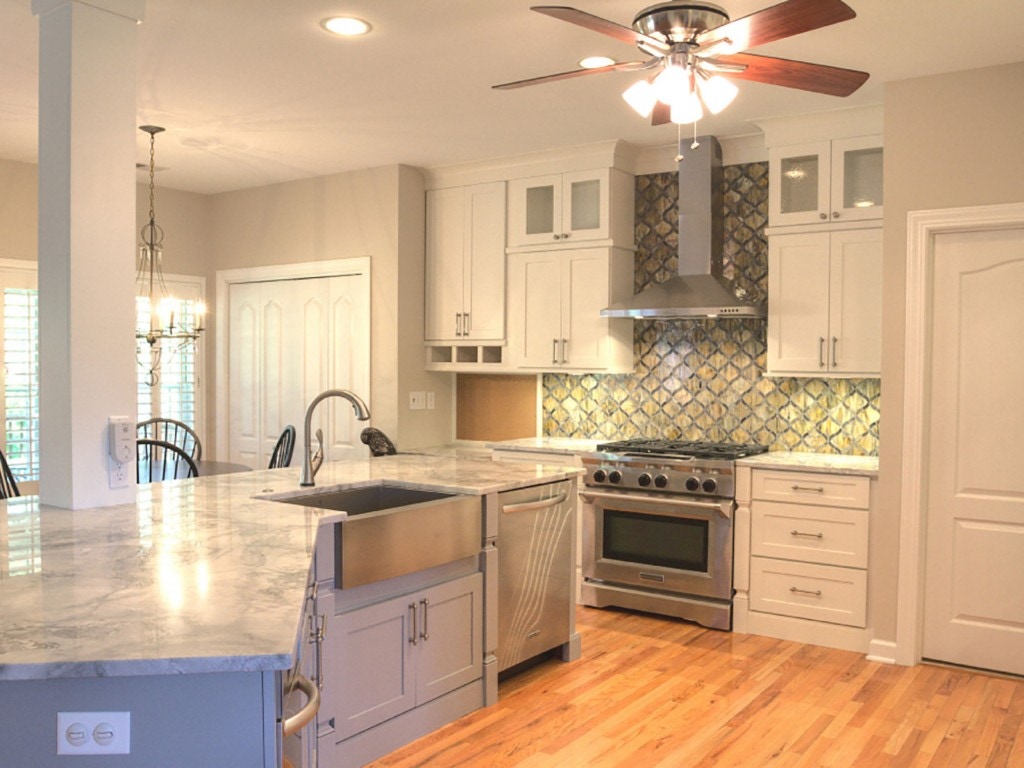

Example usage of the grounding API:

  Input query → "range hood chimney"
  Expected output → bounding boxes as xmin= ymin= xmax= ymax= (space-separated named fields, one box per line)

xmin=602 ymin=136 xmax=765 ymax=319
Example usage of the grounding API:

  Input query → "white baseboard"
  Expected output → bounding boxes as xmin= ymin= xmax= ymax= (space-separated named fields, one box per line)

xmin=866 ymin=638 xmax=898 ymax=665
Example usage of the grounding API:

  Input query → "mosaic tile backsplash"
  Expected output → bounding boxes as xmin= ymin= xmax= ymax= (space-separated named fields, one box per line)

xmin=541 ymin=164 xmax=881 ymax=455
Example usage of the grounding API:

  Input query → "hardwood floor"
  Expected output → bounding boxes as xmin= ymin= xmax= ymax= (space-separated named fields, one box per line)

xmin=370 ymin=606 xmax=1024 ymax=767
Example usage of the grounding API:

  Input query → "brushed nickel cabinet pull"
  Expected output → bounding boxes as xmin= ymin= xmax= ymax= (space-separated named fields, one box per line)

xmin=408 ymin=603 xmax=417 ymax=645
xmin=791 ymin=484 xmax=825 ymax=493
xmin=454 ymin=313 xmax=462 ymax=337
xmin=789 ymin=586 xmax=823 ymax=597
xmin=465 ymin=312 xmax=470 ymax=334
xmin=420 ymin=598 xmax=429 ymax=641
xmin=790 ymin=529 xmax=824 ymax=539
xmin=819 ymin=337 xmax=826 ymax=367
xmin=561 ymin=338 xmax=569 ymax=365
xmin=552 ymin=338 xmax=559 ymax=364
xmin=832 ymin=336 xmax=839 ymax=367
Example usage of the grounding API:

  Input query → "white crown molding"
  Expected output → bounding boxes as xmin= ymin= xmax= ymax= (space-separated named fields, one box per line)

xmin=753 ymin=104 xmax=883 ymax=147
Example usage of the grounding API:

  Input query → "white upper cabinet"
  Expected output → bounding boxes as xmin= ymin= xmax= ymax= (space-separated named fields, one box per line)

xmin=424 ymin=181 xmax=506 ymax=342
xmin=769 ymin=135 xmax=883 ymax=228
xmin=507 ymin=168 xmax=634 ymax=249
xmin=766 ymin=228 xmax=882 ymax=377
xmin=507 ymin=246 xmax=633 ymax=373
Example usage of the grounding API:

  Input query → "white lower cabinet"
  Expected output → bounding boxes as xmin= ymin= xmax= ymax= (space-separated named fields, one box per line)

xmin=506 ymin=246 xmax=633 ymax=372
xmin=323 ymin=572 xmax=483 ymax=744
xmin=735 ymin=466 xmax=873 ymax=653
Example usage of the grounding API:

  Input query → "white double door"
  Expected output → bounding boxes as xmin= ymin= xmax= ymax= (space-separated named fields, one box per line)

xmin=922 ymin=225 xmax=1024 ymax=676
xmin=228 ymin=274 xmax=369 ymax=469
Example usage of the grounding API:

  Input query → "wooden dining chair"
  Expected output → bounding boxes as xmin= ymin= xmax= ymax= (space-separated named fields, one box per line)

xmin=269 ymin=425 xmax=296 ymax=469
xmin=137 ymin=418 xmax=202 ymax=462
xmin=0 ymin=448 xmax=21 ymax=499
xmin=137 ymin=438 xmax=199 ymax=483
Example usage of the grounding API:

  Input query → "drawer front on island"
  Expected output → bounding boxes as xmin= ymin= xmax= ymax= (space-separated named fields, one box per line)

xmin=750 ymin=557 xmax=867 ymax=627
xmin=751 ymin=500 xmax=868 ymax=568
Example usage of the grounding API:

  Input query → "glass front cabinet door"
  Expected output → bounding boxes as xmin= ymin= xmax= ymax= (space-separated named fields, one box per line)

xmin=508 ymin=169 xmax=610 ymax=247
xmin=769 ymin=136 xmax=882 ymax=227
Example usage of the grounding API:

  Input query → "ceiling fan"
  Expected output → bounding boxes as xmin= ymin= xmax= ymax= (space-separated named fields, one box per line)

xmin=493 ymin=0 xmax=869 ymax=125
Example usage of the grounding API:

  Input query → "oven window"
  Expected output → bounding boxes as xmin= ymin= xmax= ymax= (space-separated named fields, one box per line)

xmin=602 ymin=509 xmax=709 ymax=572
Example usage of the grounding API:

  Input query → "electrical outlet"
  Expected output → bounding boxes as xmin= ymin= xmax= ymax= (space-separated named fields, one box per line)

xmin=409 ymin=391 xmax=426 ymax=410
xmin=57 ymin=712 xmax=130 ymax=755
xmin=109 ymin=459 xmax=131 ymax=489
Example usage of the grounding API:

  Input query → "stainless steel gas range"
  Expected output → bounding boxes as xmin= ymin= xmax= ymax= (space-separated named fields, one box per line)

xmin=579 ymin=439 xmax=768 ymax=630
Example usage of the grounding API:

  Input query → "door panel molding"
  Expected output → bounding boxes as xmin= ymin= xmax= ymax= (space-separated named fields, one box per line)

xmin=897 ymin=202 xmax=1024 ymax=666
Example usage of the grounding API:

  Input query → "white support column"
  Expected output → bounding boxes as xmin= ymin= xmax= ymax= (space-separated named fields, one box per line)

xmin=34 ymin=0 xmax=146 ymax=508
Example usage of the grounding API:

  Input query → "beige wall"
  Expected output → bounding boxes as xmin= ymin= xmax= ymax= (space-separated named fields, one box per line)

xmin=206 ymin=164 xmax=453 ymax=454
xmin=875 ymin=61 xmax=1024 ymax=644
xmin=0 ymin=159 xmax=37 ymax=262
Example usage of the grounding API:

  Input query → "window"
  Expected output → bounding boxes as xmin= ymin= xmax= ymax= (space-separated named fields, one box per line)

xmin=0 ymin=263 xmax=204 ymax=487
xmin=3 ymin=287 xmax=39 ymax=484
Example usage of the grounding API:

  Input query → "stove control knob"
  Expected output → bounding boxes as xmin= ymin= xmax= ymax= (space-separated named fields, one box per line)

xmin=702 ymin=477 xmax=718 ymax=494
xmin=684 ymin=476 xmax=700 ymax=492
xmin=637 ymin=472 xmax=652 ymax=487
xmin=592 ymin=469 xmax=607 ymax=483
xmin=654 ymin=474 xmax=669 ymax=489
xmin=608 ymin=470 xmax=623 ymax=484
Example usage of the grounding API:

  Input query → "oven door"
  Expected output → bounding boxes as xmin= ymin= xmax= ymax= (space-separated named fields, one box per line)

xmin=580 ymin=489 xmax=733 ymax=601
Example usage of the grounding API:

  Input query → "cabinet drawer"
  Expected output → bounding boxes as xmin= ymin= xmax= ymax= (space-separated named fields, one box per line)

xmin=750 ymin=557 xmax=866 ymax=627
xmin=751 ymin=501 xmax=868 ymax=568
xmin=751 ymin=470 xmax=870 ymax=509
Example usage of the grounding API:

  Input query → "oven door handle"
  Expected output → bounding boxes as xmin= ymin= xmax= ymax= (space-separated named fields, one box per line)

xmin=579 ymin=490 xmax=733 ymax=520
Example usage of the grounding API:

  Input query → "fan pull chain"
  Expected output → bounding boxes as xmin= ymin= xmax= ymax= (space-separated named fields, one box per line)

xmin=692 ymin=122 xmax=700 ymax=149
xmin=674 ymin=122 xmax=684 ymax=162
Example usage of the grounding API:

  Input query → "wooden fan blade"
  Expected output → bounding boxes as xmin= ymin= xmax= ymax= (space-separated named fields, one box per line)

xmin=493 ymin=61 xmax=650 ymax=90
xmin=697 ymin=0 xmax=855 ymax=57
xmin=651 ymin=102 xmax=671 ymax=126
xmin=532 ymin=6 xmax=670 ymax=53
xmin=711 ymin=52 xmax=868 ymax=97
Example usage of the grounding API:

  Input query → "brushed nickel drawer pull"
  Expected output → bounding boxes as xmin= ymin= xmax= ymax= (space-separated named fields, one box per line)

xmin=790 ymin=529 xmax=824 ymax=539
xmin=408 ymin=603 xmax=418 ymax=645
xmin=831 ymin=336 xmax=839 ymax=367
xmin=420 ymin=598 xmax=429 ymax=642
xmin=789 ymin=586 xmax=823 ymax=597
xmin=819 ymin=337 xmax=826 ymax=367
xmin=791 ymin=484 xmax=825 ymax=493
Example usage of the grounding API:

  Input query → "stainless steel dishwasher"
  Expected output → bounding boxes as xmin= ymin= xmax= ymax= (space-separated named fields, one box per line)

xmin=497 ymin=479 xmax=577 ymax=672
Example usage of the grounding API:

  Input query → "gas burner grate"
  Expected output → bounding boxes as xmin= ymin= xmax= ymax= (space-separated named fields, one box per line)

xmin=596 ymin=439 xmax=769 ymax=461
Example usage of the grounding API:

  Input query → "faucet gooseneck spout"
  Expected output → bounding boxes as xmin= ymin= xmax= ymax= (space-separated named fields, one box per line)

xmin=300 ymin=389 xmax=371 ymax=486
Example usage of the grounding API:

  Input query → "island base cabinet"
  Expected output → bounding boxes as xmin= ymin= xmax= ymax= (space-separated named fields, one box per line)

xmin=318 ymin=572 xmax=483 ymax=765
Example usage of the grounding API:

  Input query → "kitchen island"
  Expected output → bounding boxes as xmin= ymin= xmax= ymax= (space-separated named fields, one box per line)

xmin=0 ymin=453 xmax=582 ymax=767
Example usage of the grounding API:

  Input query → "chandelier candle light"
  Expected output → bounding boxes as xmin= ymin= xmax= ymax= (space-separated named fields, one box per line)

xmin=136 ymin=125 xmax=205 ymax=386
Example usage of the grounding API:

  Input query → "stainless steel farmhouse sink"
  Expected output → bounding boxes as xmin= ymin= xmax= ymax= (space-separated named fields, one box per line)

xmin=265 ymin=483 xmax=481 ymax=588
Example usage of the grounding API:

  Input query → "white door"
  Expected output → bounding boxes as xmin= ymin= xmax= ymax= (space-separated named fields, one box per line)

xmin=227 ymin=273 xmax=369 ymax=469
xmin=509 ymin=251 xmax=561 ymax=368
xmin=767 ymin=232 xmax=831 ymax=374
xmin=922 ymin=226 xmax=1024 ymax=675
xmin=562 ymin=248 xmax=611 ymax=370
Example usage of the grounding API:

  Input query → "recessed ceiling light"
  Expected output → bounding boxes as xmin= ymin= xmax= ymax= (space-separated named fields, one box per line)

xmin=579 ymin=56 xmax=615 ymax=69
xmin=320 ymin=16 xmax=372 ymax=36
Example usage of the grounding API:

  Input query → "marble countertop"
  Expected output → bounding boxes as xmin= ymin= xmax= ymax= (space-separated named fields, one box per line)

xmin=737 ymin=452 xmax=879 ymax=477
xmin=0 ymin=454 xmax=581 ymax=682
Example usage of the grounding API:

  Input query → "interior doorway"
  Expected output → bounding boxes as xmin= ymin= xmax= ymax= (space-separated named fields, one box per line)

xmin=898 ymin=203 xmax=1024 ymax=675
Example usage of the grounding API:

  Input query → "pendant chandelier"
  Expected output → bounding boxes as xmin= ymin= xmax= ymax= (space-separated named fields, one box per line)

xmin=136 ymin=125 xmax=205 ymax=386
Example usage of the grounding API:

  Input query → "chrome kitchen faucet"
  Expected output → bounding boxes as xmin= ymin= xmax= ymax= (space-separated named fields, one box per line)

xmin=300 ymin=389 xmax=371 ymax=486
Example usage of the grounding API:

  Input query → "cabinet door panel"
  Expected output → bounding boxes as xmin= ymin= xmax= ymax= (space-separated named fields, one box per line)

xmin=562 ymin=248 xmax=612 ymax=370
xmin=416 ymin=573 xmax=483 ymax=703
xmin=829 ymin=229 xmax=882 ymax=375
xmin=830 ymin=136 xmax=883 ymax=222
xmin=767 ymin=233 xmax=831 ymax=374
xmin=562 ymin=169 xmax=608 ymax=241
xmin=425 ymin=187 xmax=466 ymax=341
xmin=329 ymin=595 xmax=415 ymax=740
xmin=509 ymin=252 xmax=562 ymax=368
xmin=768 ymin=141 xmax=830 ymax=226
xmin=464 ymin=183 xmax=506 ymax=341
xmin=508 ymin=174 xmax=562 ymax=247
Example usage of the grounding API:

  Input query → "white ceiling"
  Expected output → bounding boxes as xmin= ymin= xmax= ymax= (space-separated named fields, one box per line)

xmin=2 ymin=0 xmax=1023 ymax=195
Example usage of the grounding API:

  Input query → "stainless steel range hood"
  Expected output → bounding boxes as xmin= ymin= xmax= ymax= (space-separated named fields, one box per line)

xmin=602 ymin=136 xmax=765 ymax=319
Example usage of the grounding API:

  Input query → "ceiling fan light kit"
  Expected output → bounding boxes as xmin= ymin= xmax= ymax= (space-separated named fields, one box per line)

xmin=495 ymin=0 xmax=869 ymax=128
